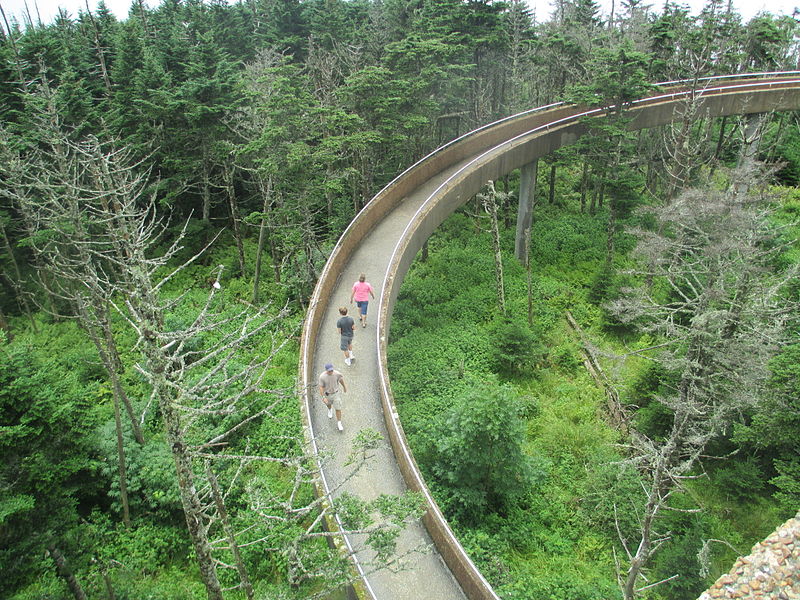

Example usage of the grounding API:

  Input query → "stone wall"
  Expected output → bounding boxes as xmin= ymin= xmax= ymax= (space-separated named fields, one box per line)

xmin=698 ymin=513 xmax=800 ymax=600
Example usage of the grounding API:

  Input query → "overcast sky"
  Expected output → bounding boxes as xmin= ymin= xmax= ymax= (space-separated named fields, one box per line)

xmin=1 ymin=0 xmax=798 ymax=31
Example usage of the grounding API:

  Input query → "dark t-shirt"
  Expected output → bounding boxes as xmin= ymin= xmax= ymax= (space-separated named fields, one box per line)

xmin=337 ymin=315 xmax=355 ymax=338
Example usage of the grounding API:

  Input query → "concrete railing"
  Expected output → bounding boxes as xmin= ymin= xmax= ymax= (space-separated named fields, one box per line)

xmin=300 ymin=73 xmax=800 ymax=600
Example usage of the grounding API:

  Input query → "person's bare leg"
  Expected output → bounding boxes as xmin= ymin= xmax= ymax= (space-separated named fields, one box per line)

xmin=336 ymin=409 xmax=343 ymax=430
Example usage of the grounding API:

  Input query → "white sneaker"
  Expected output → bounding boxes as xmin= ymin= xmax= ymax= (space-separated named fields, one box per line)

xmin=345 ymin=357 xmax=351 ymax=366
xmin=337 ymin=421 xmax=343 ymax=431
xmin=327 ymin=407 xmax=333 ymax=419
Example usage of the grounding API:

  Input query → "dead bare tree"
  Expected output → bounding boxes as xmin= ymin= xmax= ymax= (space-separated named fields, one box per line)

xmin=60 ymin=119 xmax=417 ymax=600
xmin=0 ymin=90 xmax=144 ymax=530
xmin=659 ymin=84 xmax=717 ymax=201
xmin=606 ymin=163 xmax=797 ymax=599
xmin=477 ymin=180 xmax=511 ymax=316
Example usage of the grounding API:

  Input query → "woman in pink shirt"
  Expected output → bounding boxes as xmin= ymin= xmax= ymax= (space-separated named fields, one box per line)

xmin=350 ymin=273 xmax=376 ymax=328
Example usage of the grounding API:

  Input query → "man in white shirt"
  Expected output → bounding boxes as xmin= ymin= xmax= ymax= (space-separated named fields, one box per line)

xmin=318 ymin=363 xmax=348 ymax=431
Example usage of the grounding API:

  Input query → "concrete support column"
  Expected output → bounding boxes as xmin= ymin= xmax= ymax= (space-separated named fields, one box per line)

xmin=514 ymin=159 xmax=538 ymax=261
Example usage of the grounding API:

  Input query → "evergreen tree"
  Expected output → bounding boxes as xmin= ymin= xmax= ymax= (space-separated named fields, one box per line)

xmin=0 ymin=342 xmax=102 ymax=596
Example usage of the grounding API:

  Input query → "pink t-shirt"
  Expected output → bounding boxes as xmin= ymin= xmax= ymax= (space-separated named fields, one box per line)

xmin=352 ymin=281 xmax=374 ymax=302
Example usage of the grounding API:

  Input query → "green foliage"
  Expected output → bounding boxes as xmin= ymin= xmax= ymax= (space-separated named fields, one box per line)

xmin=773 ymin=125 xmax=800 ymax=186
xmin=546 ymin=340 xmax=583 ymax=375
xmin=529 ymin=208 xmax=607 ymax=278
xmin=96 ymin=426 xmax=183 ymax=520
xmin=102 ymin=522 xmax=189 ymax=575
xmin=337 ymin=490 xmax=426 ymax=562
xmin=771 ymin=455 xmax=800 ymax=513
xmin=708 ymin=456 xmax=767 ymax=503
xmin=583 ymin=460 xmax=645 ymax=542
xmin=389 ymin=323 xmax=487 ymax=402
xmin=427 ymin=380 xmax=541 ymax=522
xmin=0 ymin=340 xmax=103 ymax=594
xmin=588 ymin=261 xmax=617 ymax=305
xmin=735 ymin=344 xmax=800 ymax=514
xmin=489 ymin=317 xmax=545 ymax=378
xmin=498 ymin=566 xmax=620 ymax=600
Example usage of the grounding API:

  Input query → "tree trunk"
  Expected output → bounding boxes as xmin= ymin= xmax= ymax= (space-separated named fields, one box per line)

xmin=548 ymin=163 xmax=556 ymax=204
xmin=135 ymin=0 xmax=152 ymax=37
xmin=714 ymin=115 xmax=728 ymax=160
xmin=132 ymin=277 xmax=224 ymax=599
xmin=223 ymin=165 xmax=246 ymax=276
xmin=101 ymin=315 xmax=145 ymax=445
xmin=48 ymin=544 xmax=88 ymax=600
xmin=0 ymin=305 xmax=11 ymax=341
xmin=85 ymin=3 xmax=112 ymax=94
xmin=579 ymin=162 xmax=589 ymax=213
xmin=502 ymin=174 xmax=512 ymax=228
xmin=201 ymin=154 xmax=212 ymax=223
xmin=483 ymin=181 xmax=506 ymax=316
xmin=514 ymin=160 xmax=538 ymax=261
xmin=0 ymin=4 xmax=24 ymax=82
xmin=253 ymin=176 xmax=275 ymax=303
xmin=738 ymin=112 xmax=765 ymax=168
xmin=161 ymin=397 xmax=224 ymax=600
xmin=102 ymin=567 xmax=116 ymax=600
xmin=0 ymin=219 xmax=38 ymax=333
xmin=665 ymin=117 xmax=692 ymax=201
xmin=606 ymin=195 xmax=616 ymax=269
xmin=79 ymin=305 xmax=133 ymax=527
xmin=622 ymin=497 xmax=656 ymax=600
xmin=112 ymin=385 xmax=132 ymax=528
xmin=524 ymin=228 xmax=533 ymax=327
xmin=206 ymin=462 xmax=255 ymax=600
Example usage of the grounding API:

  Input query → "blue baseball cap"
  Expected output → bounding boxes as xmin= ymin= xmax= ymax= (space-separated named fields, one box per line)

xmin=324 ymin=363 xmax=334 ymax=371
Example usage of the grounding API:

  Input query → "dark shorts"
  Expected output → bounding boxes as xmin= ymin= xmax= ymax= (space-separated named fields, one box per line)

xmin=356 ymin=300 xmax=369 ymax=315
xmin=340 ymin=335 xmax=353 ymax=350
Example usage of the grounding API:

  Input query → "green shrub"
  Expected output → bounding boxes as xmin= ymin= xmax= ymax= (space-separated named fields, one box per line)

xmin=489 ymin=317 xmax=546 ymax=378
xmin=457 ymin=526 xmax=513 ymax=586
xmin=427 ymin=380 xmax=541 ymax=523
xmin=547 ymin=341 xmax=582 ymax=374
xmin=583 ymin=459 xmax=645 ymax=542
xmin=771 ymin=455 xmax=800 ymax=513
xmin=649 ymin=515 xmax=710 ymax=599
xmin=498 ymin=565 xmax=620 ymax=600
xmin=708 ymin=456 xmax=766 ymax=503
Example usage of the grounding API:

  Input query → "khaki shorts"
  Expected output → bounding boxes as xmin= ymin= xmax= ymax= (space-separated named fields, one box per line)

xmin=325 ymin=390 xmax=343 ymax=411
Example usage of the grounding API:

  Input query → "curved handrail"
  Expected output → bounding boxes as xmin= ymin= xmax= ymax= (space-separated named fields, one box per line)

xmin=300 ymin=73 xmax=800 ymax=600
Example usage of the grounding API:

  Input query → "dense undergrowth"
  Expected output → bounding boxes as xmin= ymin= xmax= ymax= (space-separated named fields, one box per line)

xmin=1 ymin=236 xmax=314 ymax=600
xmin=388 ymin=185 xmax=797 ymax=599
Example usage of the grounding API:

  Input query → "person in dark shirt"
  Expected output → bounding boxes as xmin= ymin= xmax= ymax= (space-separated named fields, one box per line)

xmin=336 ymin=306 xmax=355 ymax=365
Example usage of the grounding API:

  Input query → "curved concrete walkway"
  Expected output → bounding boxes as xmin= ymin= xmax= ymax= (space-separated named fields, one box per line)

xmin=299 ymin=73 xmax=800 ymax=600
xmin=305 ymin=159 xmax=478 ymax=600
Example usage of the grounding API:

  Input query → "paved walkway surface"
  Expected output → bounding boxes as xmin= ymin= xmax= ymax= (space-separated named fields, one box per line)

xmin=309 ymin=167 xmax=468 ymax=599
